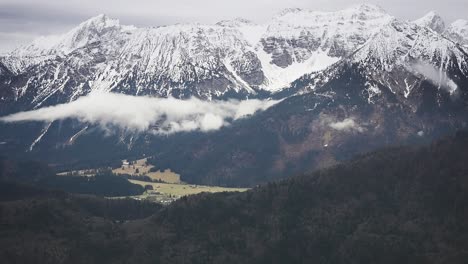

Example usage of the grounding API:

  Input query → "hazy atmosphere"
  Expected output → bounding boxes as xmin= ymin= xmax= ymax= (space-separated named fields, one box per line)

xmin=0 ymin=0 xmax=467 ymax=52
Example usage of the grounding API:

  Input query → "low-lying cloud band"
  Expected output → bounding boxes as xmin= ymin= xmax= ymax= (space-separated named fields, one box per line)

xmin=0 ymin=92 xmax=278 ymax=134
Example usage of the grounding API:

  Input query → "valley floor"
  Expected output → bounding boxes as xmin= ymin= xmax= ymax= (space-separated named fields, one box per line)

xmin=58 ymin=157 xmax=248 ymax=204
xmin=116 ymin=180 xmax=248 ymax=204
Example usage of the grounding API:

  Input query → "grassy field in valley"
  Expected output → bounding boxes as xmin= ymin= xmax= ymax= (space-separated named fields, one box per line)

xmin=58 ymin=157 xmax=248 ymax=204
xmin=129 ymin=179 xmax=248 ymax=197
xmin=112 ymin=158 xmax=181 ymax=183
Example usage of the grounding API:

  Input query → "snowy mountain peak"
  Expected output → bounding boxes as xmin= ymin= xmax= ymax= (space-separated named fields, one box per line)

xmin=55 ymin=14 xmax=122 ymax=53
xmin=354 ymin=19 xmax=466 ymax=69
xmin=446 ymin=19 xmax=468 ymax=48
xmin=216 ymin=18 xmax=255 ymax=27
xmin=83 ymin=14 xmax=113 ymax=24
xmin=275 ymin=4 xmax=390 ymax=20
xmin=0 ymin=5 xmax=398 ymax=101
xmin=414 ymin=11 xmax=445 ymax=33
xmin=277 ymin=8 xmax=304 ymax=16
xmin=349 ymin=3 xmax=387 ymax=14
xmin=0 ymin=14 xmax=129 ymax=73
xmin=73 ymin=14 xmax=121 ymax=33
xmin=5 ymin=14 xmax=122 ymax=57
xmin=451 ymin=19 xmax=468 ymax=29
xmin=344 ymin=18 xmax=468 ymax=101
xmin=1 ymin=6 xmax=468 ymax=109
xmin=276 ymin=4 xmax=387 ymax=18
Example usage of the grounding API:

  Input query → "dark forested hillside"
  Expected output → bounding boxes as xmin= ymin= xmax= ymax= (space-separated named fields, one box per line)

xmin=130 ymin=131 xmax=468 ymax=263
xmin=0 ymin=157 xmax=145 ymax=197
xmin=2 ymin=132 xmax=468 ymax=263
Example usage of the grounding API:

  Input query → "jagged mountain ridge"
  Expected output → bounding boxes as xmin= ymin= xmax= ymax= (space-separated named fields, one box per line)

xmin=1 ymin=5 xmax=468 ymax=184
xmin=1 ymin=5 xmax=466 ymax=115
xmin=11 ymin=19 xmax=468 ymax=185
xmin=413 ymin=11 xmax=468 ymax=50
xmin=298 ymin=17 xmax=468 ymax=101
xmin=0 ymin=4 xmax=425 ymax=112
xmin=144 ymin=17 xmax=468 ymax=186
xmin=413 ymin=11 xmax=446 ymax=33
xmin=446 ymin=19 xmax=468 ymax=49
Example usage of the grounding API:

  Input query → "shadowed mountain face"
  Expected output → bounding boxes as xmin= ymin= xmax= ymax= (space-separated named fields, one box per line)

xmin=148 ymin=57 xmax=468 ymax=186
xmin=2 ymin=132 xmax=468 ymax=263
xmin=1 ymin=58 xmax=467 ymax=187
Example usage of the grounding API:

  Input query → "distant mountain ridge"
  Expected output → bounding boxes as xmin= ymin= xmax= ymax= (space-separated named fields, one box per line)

xmin=414 ymin=11 xmax=468 ymax=49
xmin=1 ymin=5 xmax=468 ymax=187
xmin=2 ymin=4 xmax=467 ymax=113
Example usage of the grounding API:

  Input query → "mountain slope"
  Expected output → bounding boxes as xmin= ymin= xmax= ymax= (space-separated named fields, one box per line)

xmin=446 ymin=19 xmax=468 ymax=50
xmin=413 ymin=12 xmax=468 ymax=52
xmin=2 ymin=5 xmax=468 ymax=187
xmin=143 ymin=18 xmax=468 ymax=186
xmin=0 ymin=4 xmax=395 ymax=112
xmin=0 ymin=16 xmax=263 ymax=111
xmin=307 ymin=18 xmax=468 ymax=103
xmin=413 ymin=11 xmax=445 ymax=33
xmin=1 ymin=5 xmax=467 ymax=113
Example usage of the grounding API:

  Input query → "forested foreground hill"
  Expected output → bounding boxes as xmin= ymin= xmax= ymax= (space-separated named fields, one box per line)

xmin=0 ymin=157 xmax=145 ymax=197
xmin=2 ymin=132 xmax=468 ymax=263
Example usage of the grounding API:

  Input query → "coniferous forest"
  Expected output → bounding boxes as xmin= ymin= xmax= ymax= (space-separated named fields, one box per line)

xmin=1 ymin=132 xmax=468 ymax=263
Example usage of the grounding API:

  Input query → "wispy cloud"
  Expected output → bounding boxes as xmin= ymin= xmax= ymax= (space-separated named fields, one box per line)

xmin=0 ymin=91 xmax=278 ymax=134
xmin=328 ymin=118 xmax=364 ymax=132
xmin=410 ymin=61 xmax=458 ymax=96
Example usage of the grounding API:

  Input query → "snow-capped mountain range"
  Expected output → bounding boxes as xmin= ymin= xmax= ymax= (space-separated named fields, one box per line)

xmin=1 ymin=4 xmax=467 ymax=113
xmin=297 ymin=17 xmax=468 ymax=102
xmin=1 ymin=4 xmax=468 ymax=185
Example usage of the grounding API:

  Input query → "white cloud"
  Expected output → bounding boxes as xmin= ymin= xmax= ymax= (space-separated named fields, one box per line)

xmin=0 ymin=91 xmax=278 ymax=134
xmin=329 ymin=118 xmax=364 ymax=132
xmin=411 ymin=61 xmax=458 ymax=96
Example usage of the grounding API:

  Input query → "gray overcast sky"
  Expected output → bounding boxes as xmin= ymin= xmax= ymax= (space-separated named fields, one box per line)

xmin=0 ymin=0 xmax=467 ymax=53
